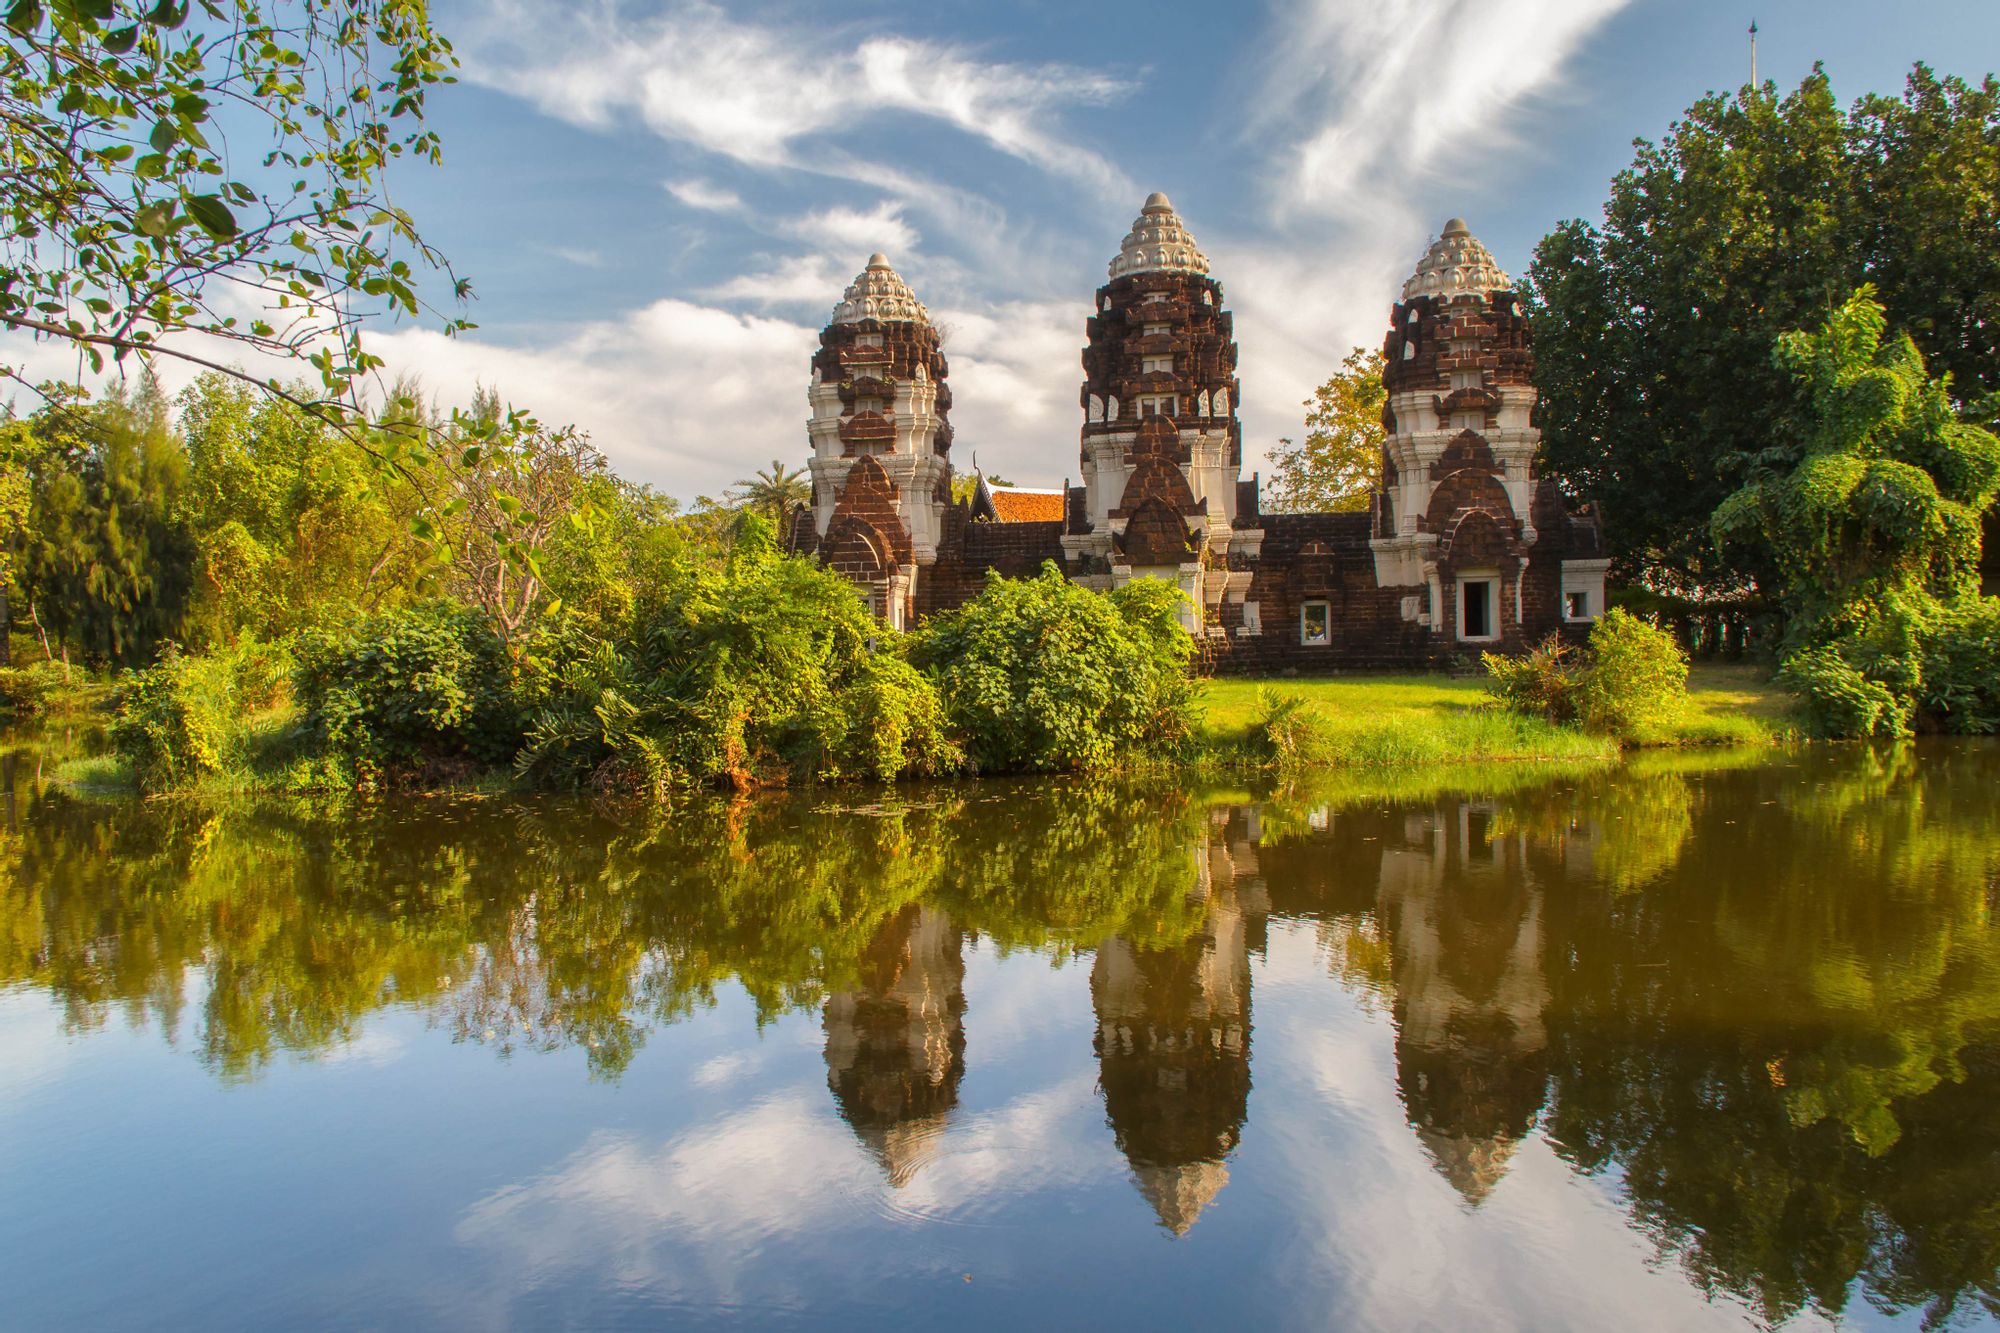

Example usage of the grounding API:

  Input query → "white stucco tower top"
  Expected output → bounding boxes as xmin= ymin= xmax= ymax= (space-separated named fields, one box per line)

xmin=1108 ymin=192 xmax=1211 ymax=280
xmin=1401 ymin=219 xmax=1512 ymax=301
xmin=830 ymin=253 xmax=931 ymax=325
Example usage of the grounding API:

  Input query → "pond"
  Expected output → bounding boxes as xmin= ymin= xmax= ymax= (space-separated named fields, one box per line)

xmin=1 ymin=741 xmax=1997 ymax=1330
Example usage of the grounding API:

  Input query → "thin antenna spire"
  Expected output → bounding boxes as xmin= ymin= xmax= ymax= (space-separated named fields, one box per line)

xmin=1748 ymin=19 xmax=1758 ymax=90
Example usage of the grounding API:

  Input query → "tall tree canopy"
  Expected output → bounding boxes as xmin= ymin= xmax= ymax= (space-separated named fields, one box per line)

xmin=1525 ymin=64 xmax=2000 ymax=596
xmin=1714 ymin=289 xmax=2000 ymax=735
xmin=1265 ymin=346 xmax=1385 ymax=513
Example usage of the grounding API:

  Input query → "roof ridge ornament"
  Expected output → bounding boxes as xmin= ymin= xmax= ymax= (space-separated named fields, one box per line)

xmin=831 ymin=254 xmax=931 ymax=325
xmin=1109 ymin=192 xmax=1210 ymax=280
xmin=1402 ymin=219 xmax=1512 ymax=301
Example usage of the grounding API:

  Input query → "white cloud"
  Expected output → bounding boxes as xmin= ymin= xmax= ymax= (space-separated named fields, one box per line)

xmin=1209 ymin=0 xmax=1637 ymax=471
xmin=464 ymin=0 xmax=1133 ymax=200
xmin=781 ymin=202 xmax=918 ymax=261
xmin=699 ymin=254 xmax=846 ymax=311
xmin=366 ymin=299 xmax=817 ymax=496
xmin=1247 ymin=0 xmax=1632 ymax=222
xmin=664 ymin=178 xmax=744 ymax=214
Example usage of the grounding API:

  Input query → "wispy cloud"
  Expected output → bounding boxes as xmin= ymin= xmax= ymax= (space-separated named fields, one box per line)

xmin=465 ymin=0 xmax=1134 ymax=200
xmin=780 ymin=202 xmax=918 ymax=261
xmin=1248 ymin=0 xmax=1631 ymax=221
xmin=664 ymin=178 xmax=744 ymax=214
xmin=700 ymin=255 xmax=847 ymax=310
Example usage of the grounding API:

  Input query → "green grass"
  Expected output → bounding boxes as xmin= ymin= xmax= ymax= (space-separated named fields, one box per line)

xmin=1194 ymin=663 xmax=1798 ymax=770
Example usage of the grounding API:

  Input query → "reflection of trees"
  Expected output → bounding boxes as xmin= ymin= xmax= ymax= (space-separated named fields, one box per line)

xmin=0 ymin=776 xmax=1213 ymax=1082
xmin=1535 ymin=743 xmax=2000 ymax=1327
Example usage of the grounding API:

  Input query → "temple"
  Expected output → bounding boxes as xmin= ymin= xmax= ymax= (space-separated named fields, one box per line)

xmin=789 ymin=198 xmax=1608 ymax=668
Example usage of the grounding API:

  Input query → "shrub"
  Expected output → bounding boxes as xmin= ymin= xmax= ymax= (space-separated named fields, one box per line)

xmin=112 ymin=646 xmax=235 ymax=791
xmin=1780 ymin=643 xmax=1914 ymax=738
xmin=1485 ymin=609 xmax=1688 ymax=741
xmin=295 ymin=604 xmax=523 ymax=788
xmin=1482 ymin=636 xmax=1587 ymax=727
xmin=908 ymin=563 xmax=1196 ymax=773
xmin=0 ymin=661 xmax=72 ymax=717
xmin=1255 ymin=688 xmax=1342 ymax=767
xmin=1918 ymin=598 xmax=2000 ymax=734
xmin=1576 ymin=607 xmax=1689 ymax=735
xmin=516 ymin=544 xmax=963 ymax=795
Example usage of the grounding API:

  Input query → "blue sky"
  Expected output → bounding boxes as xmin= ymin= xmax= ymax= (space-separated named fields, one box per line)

xmin=129 ymin=0 xmax=2000 ymax=498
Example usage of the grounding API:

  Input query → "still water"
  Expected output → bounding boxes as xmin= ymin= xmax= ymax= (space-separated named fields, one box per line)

xmin=1 ymin=741 xmax=1997 ymax=1331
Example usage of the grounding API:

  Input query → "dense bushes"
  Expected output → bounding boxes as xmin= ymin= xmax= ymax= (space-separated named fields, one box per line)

xmin=908 ymin=564 xmax=1196 ymax=772
xmin=1485 ymin=609 xmax=1690 ymax=741
xmin=111 ymin=640 xmax=293 ymax=791
xmin=516 ymin=535 xmax=962 ymax=794
xmin=295 ymin=605 xmax=524 ymax=788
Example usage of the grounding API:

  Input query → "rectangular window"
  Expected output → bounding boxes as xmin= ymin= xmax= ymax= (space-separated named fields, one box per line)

xmin=1301 ymin=600 xmax=1331 ymax=646
xmin=855 ymin=333 xmax=884 ymax=349
xmin=1142 ymin=356 xmax=1173 ymax=374
xmin=1139 ymin=394 xmax=1173 ymax=417
xmin=1240 ymin=601 xmax=1262 ymax=636
xmin=1142 ymin=322 xmax=1169 ymax=337
xmin=1565 ymin=590 xmax=1589 ymax=620
xmin=1459 ymin=579 xmax=1496 ymax=641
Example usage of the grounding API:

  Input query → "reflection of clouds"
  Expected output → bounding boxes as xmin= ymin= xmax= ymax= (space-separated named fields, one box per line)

xmin=0 ymin=990 xmax=75 ymax=1107
xmin=316 ymin=1028 xmax=407 ymax=1068
xmin=458 ymin=1094 xmax=878 ymax=1309
xmin=455 ymin=1074 xmax=1114 ymax=1308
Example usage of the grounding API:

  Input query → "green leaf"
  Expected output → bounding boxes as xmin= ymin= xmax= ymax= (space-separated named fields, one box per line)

xmin=149 ymin=120 xmax=179 ymax=153
xmin=4 ymin=0 xmax=43 ymax=33
xmin=101 ymin=23 xmax=137 ymax=52
xmin=183 ymin=194 xmax=238 ymax=239
xmin=133 ymin=201 xmax=174 ymax=238
xmin=56 ymin=87 xmax=87 ymax=115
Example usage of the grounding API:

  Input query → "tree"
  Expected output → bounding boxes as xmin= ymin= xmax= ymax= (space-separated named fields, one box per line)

xmin=1712 ymin=289 xmax=2000 ymax=734
xmin=0 ymin=0 xmax=466 ymax=419
xmin=435 ymin=398 xmax=607 ymax=645
xmin=731 ymin=459 xmax=810 ymax=527
xmin=1525 ymin=65 xmax=2000 ymax=596
xmin=1265 ymin=346 xmax=1384 ymax=513
xmin=19 ymin=373 xmax=194 ymax=666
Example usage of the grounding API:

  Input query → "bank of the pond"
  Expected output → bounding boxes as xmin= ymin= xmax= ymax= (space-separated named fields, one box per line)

xmin=1192 ymin=662 xmax=1795 ymax=768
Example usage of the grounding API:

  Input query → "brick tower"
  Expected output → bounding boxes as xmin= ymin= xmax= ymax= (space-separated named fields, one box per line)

xmin=805 ymin=254 xmax=953 ymax=628
xmin=1369 ymin=219 xmax=1607 ymax=649
xmin=1064 ymin=194 xmax=1261 ymax=630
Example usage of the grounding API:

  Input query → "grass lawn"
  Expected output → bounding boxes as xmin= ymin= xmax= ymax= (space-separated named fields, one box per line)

xmin=1194 ymin=661 xmax=1795 ymax=767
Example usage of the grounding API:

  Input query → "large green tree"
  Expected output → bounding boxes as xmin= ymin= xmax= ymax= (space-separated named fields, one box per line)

xmin=1525 ymin=64 xmax=2000 ymax=597
xmin=19 ymin=374 xmax=194 ymax=666
xmin=1713 ymin=289 xmax=2000 ymax=735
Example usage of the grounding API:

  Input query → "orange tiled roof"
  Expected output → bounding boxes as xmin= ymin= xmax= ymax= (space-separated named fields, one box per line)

xmin=987 ymin=487 xmax=1066 ymax=522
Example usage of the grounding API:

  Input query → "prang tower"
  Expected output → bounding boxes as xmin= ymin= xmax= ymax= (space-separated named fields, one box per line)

xmin=805 ymin=254 xmax=953 ymax=629
xmin=1064 ymin=194 xmax=1261 ymax=629
xmin=1369 ymin=219 xmax=1607 ymax=646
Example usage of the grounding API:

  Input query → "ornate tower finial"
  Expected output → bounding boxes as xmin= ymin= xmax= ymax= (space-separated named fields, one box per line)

xmin=1109 ymin=193 xmax=1210 ymax=280
xmin=1401 ymin=219 xmax=1512 ymax=301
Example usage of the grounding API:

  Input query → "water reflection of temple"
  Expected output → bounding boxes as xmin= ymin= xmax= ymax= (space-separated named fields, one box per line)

xmin=1091 ymin=811 xmax=1268 ymax=1234
xmin=1379 ymin=803 xmax=1550 ymax=1204
xmin=1258 ymin=798 xmax=1554 ymax=1205
xmin=821 ymin=905 xmax=967 ymax=1188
